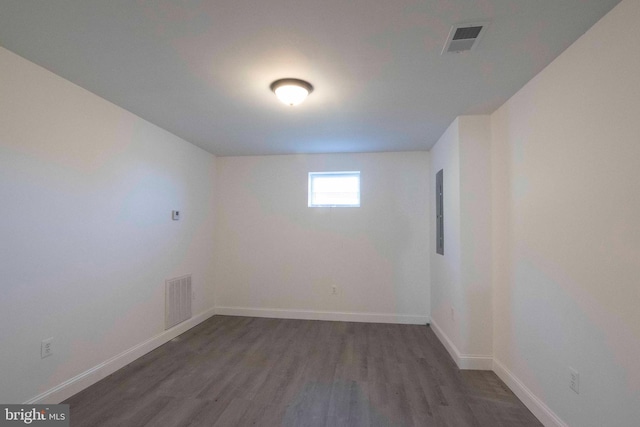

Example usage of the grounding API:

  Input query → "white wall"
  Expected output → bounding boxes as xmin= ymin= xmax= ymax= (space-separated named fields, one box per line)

xmin=491 ymin=0 xmax=640 ymax=425
xmin=215 ymin=152 xmax=430 ymax=323
xmin=430 ymin=119 xmax=462 ymax=347
xmin=459 ymin=116 xmax=492 ymax=358
xmin=430 ymin=116 xmax=492 ymax=367
xmin=0 ymin=47 xmax=217 ymax=404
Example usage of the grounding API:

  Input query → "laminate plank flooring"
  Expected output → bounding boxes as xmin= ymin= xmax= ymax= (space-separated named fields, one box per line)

xmin=64 ymin=316 xmax=542 ymax=427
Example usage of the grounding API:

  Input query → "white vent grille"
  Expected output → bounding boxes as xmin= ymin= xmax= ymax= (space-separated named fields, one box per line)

xmin=165 ymin=275 xmax=192 ymax=330
xmin=442 ymin=22 xmax=490 ymax=54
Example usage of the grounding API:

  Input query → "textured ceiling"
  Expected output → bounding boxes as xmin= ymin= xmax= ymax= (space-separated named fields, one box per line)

xmin=0 ymin=0 xmax=621 ymax=155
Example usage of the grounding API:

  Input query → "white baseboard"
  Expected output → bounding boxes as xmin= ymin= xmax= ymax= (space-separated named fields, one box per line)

xmin=428 ymin=320 xmax=563 ymax=426
xmin=429 ymin=319 xmax=493 ymax=370
xmin=215 ymin=306 xmax=429 ymax=325
xmin=25 ymin=307 xmax=217 ymax=404
xmin=24 ymin=305 xmax=558 ymax=427
xmin=492 ymin=358 xmax=567 ymax=427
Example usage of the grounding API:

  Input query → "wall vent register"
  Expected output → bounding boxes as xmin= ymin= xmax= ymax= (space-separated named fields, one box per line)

xmin=165 ymin=274 xmax=192 ymax=330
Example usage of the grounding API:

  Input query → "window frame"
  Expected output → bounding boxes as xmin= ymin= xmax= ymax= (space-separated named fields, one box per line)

xmin=308 ymin=171 xmax=361 ymax=208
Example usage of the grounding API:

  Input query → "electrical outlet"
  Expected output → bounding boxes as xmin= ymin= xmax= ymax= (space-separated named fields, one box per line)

xmin=569 ymin=367 xmax=580 ymax=394
xmin=172 ymin=210 xmax=181 ymax=220
xmin=41 ymin=337 xmax=53 ymax=359
xmin=331 ymin=286 xmax=337 ymax=295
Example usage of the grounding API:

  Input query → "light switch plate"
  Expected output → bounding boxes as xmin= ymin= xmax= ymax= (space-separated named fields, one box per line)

xmin=172 ymin=210 xmax=180 ymax=220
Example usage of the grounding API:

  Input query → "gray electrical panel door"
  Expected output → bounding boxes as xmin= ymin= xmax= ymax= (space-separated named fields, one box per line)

xmin=436 ymin=169 xmax=444 ymax=255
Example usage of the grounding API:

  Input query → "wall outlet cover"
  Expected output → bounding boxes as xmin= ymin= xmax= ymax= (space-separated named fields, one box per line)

xmin=41 ymin=337 xmax=53 ymax=358
xmin=570 ymin=367 xmax=580 ymax=394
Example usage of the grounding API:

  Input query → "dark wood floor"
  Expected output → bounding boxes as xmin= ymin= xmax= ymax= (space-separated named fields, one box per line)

xmin=65 ymin=316 xmax=542 ymax=427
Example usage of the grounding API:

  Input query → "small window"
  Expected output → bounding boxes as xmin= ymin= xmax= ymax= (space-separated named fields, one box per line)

xmin=308 ymin=171 xmax=360 ymax=207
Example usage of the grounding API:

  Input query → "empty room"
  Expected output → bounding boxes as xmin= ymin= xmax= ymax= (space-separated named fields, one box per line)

xmin=1 ymin=0 xmax=638 ymax=426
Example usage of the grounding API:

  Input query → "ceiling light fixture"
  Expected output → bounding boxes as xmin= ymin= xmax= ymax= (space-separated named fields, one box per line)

xmin=270 ymin=78 xmax=314 ymax=106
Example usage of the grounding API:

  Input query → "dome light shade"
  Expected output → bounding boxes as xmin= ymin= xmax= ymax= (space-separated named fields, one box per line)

xmin=270 ymin=78 xmax=314 ymax=106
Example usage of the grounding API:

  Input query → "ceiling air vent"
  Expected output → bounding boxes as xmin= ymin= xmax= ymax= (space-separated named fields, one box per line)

xmin=442 ymin=22 xmax=489 ymax=54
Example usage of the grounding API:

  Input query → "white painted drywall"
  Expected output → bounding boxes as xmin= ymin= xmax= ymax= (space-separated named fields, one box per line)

xmin=430 ymin=116 xmax=493 ymax=362
xmin=491 ymin=0 xmax=640 ymax=425
xmin=214 ymin=152 xmax=430 ymax=322
xmin=0 ymin=47 xmax=217 ymax=404
xmin=429 ymin=119 xmax=462 ymax=348
xmin=459 ymin=116 xmax=493 ymax=358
